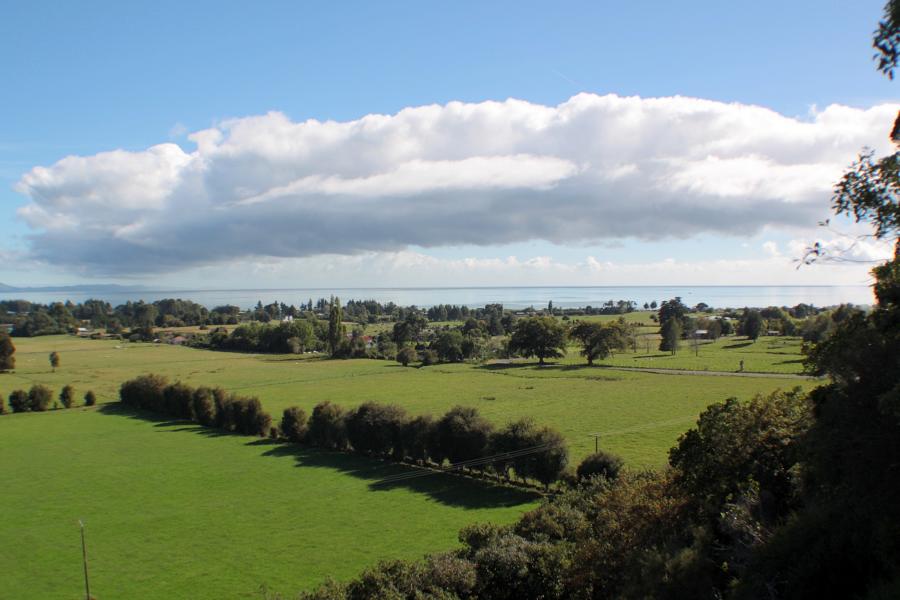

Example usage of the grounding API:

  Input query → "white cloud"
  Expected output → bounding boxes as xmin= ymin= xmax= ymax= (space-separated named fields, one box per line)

xmin=13 ymin=93 xmax=899 ymax=275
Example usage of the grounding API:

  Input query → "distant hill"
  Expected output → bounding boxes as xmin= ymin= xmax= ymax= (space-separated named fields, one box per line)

xmin=0 ymin=282 xmax=146 ymax=293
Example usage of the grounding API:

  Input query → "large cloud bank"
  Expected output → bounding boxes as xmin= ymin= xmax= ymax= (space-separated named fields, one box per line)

xmin=16 ymin=93 xmax=898 ymax=275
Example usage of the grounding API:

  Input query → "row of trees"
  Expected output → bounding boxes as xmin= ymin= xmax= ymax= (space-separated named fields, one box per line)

xmin=280 ymin=401 xmax=571 ymax=489
xmin=119 ymin=375 xmax=273 ymax=436
xmin=4 ymin=384 xmax=96 ymax=413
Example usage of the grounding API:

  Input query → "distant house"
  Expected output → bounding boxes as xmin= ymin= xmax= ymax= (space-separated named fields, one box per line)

xmin=282 ymin=315 xmax=294 ymax=322
xmin=693 ymin=329 xmax=709 ymax=339
xmin=767 ymin=330 xmax=781 ymax=336
xmin=170 ymin=336 xmax=187 ymax=345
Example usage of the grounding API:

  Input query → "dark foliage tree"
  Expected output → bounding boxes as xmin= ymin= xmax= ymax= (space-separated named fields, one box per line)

xmin=491 ymin=417 xmax=539 ymax=481
xmin=0 ymin=331 xmax=14 ymax=371
xmin=8 ymin=389 xmax=28 ymax=413
xmin=28 ymin=384 xmax=52 ymax=411
xmin=508 ymin=317 xmax=567 ymax=365
xmin=431 ymin=330 xmax=465 ymax=362
xmin=327 ymin=296 xmax=345 ymax=357
xmin=576 ymin=450 xmax=624 ymax=481
xmin=84 ymin=390 xmax=97 ymax=406
xmin=524 ymin=426 xmax=569 ymax=490
xmin=659 ymin=317 xmax=682 ymax=354
xmin=191 ymin=387 xmax=216 ymax=426
xmin=59 ymin=385 xmax=75 ymax=409
xmin=163 ymin=381 xmax=194 ymax=420
xmin=400 ymin=414 xmax=434 ymax=462
xmin=432 ymin=405 xmax=494 ymax=465
xmin=307 ymin=401 xmax=348 ymax=450
xmin=280 ymin=406 xmax=308 ymax=443
xmin=739 ymin=309 xmax=763 ymax=340
xmin=570 ymin=321 xmax=628 ymax=365
xmin=345 ymin=401 xmax=409 ymax=458
xmin=396 ymin=346 xmax=417 ymax=367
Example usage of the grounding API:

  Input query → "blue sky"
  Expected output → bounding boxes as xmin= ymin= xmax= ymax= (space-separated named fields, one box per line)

xmin=1 ymin=1 xmax=896 ymax=288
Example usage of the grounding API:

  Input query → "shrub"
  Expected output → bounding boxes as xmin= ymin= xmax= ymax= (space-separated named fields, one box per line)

xmin=400 ymin=414 xmax=435 ymax=463
xmin=308 ymin=401 xmax=348 ymax=450
xmin=212 ymin=388 xmax=233 ymax=430
xmin=345 ymin=402 xmax=409 ymax=458
xmin=281 ymin=406 xmax=309 ymax=443
xmin=120 ymin=374 xmax=169 ymax=411
xmin=577 ymin=451 xmax=624 ymax=482
xmin=28 ymin=384 xmax=52 ymax=411
xmin=163 ymin=382 xmax=194 ymax=420
xmin=233 ymin=396 xmax=271 ymax=436
xmin=191 ymin=387 xmax=216 ymax=426
xmin=397 ymin=346 xmax=417 ymax=367
xmin=84 ymin=390 xmax=97 ymax=406
xmin=0 ymin=397 xmax=5 ymax=414
xmin=420 ymin=349 xmax=438 ymax=366
xmin=9 ymin=389 xmax=28 ymax=413
xmin=59 ymin=385 xmax=75 ymax=409
xmin=433 ymin=406 xmax=494 ymax=466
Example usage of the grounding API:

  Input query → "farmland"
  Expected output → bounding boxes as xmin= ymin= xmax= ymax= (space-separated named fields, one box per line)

xmin=2 ymin=334 xmax=813 ymax=467
xmin=0 ymin=332 xmax=816 ymax=598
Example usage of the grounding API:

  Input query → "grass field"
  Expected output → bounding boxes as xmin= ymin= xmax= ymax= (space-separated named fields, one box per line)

xmin=0 ymin=407 xmax=536 ymax=599
xmin=2 ymin=335 xmax=814 ymax=467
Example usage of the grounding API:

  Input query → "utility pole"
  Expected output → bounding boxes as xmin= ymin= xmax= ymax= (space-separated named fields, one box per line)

xmin=79 ymin=520 xmax=91 ymax=600
xmin=589 ymin=433 xmax=601 ymax=454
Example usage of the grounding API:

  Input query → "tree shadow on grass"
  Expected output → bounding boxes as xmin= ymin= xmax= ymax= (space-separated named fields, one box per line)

xmin=722 ymin=341 xmax=754 ymax=350
xmin=100 ymin=403 xmax=539 ymax=510
xmin=259 ymin=443 xmax=541 ymax=510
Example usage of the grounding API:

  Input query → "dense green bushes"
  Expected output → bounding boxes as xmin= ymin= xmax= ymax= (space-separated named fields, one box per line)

xmin=5 ymin=383 xmax=92 ymax=413
xmin=276 ymin=398 xmax=569 ymax=489
xmin=119 ymin=375 xmax=272 ymax=437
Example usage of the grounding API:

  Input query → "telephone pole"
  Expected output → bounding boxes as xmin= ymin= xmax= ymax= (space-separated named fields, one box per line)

xmin=79 ymin=520 xmax=91 ymax=600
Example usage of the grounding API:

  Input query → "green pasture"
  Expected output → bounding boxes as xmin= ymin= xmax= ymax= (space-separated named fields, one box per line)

xmin=2 ymin=335 xmax=814 ymax=467
xmin=0 ymin=407 xmax=535 ymax=599
xmin=567 ymin=335 xmax=807 ymax=375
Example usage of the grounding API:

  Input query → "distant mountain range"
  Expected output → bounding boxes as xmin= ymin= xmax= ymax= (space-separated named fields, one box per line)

xmin=0 ymin=282 xmax=147 ymax=293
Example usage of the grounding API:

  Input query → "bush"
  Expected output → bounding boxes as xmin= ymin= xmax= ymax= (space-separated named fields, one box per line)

xmin=120 ymin=374 xmax=169 ymax=411
xmin=9 ymin=389 xmax=28 ymax=412
xmin=577 ymin=450 xmax=624 ymax=482
xmin=397 ymin=346 xmax=417 ymax=367
xmin=235 ymin=397 xmax=271 ymax=436
xmin=307 ymin=401 xmax=348 ymax=449
xmin=433 ymin=406 xmax=494 ymax=466
xmin=281 ymin=406 xmax=309 ymax=443
xmin=191 ymin=387 xmax=216 ymax=426
xmin=400 ymin=414 xmax=435 ymax=463
xmin=163 ymin=382 xmax=194 ymax=420
xmin=59 ymin=385 xmax=75 ymax=409
xmin=420 ymin=349 xmax=438 ymax=366
xmin=28 ymin=384 xmax=52 ymax=411
xmin=345 ymin=402 xmax=409 ymax=458
xmin=84 ymin=390 xmax=97 ymax=406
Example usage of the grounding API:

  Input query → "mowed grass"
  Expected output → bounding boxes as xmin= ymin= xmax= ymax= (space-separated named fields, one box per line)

xmin=3 ymin=335 xmax=815 ymax=467
xmin=0 ymin=407 xmax=536 ymax=600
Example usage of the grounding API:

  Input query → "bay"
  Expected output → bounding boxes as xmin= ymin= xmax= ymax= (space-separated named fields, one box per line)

xmin=0 ymin=285 xmax=874 ymax=310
